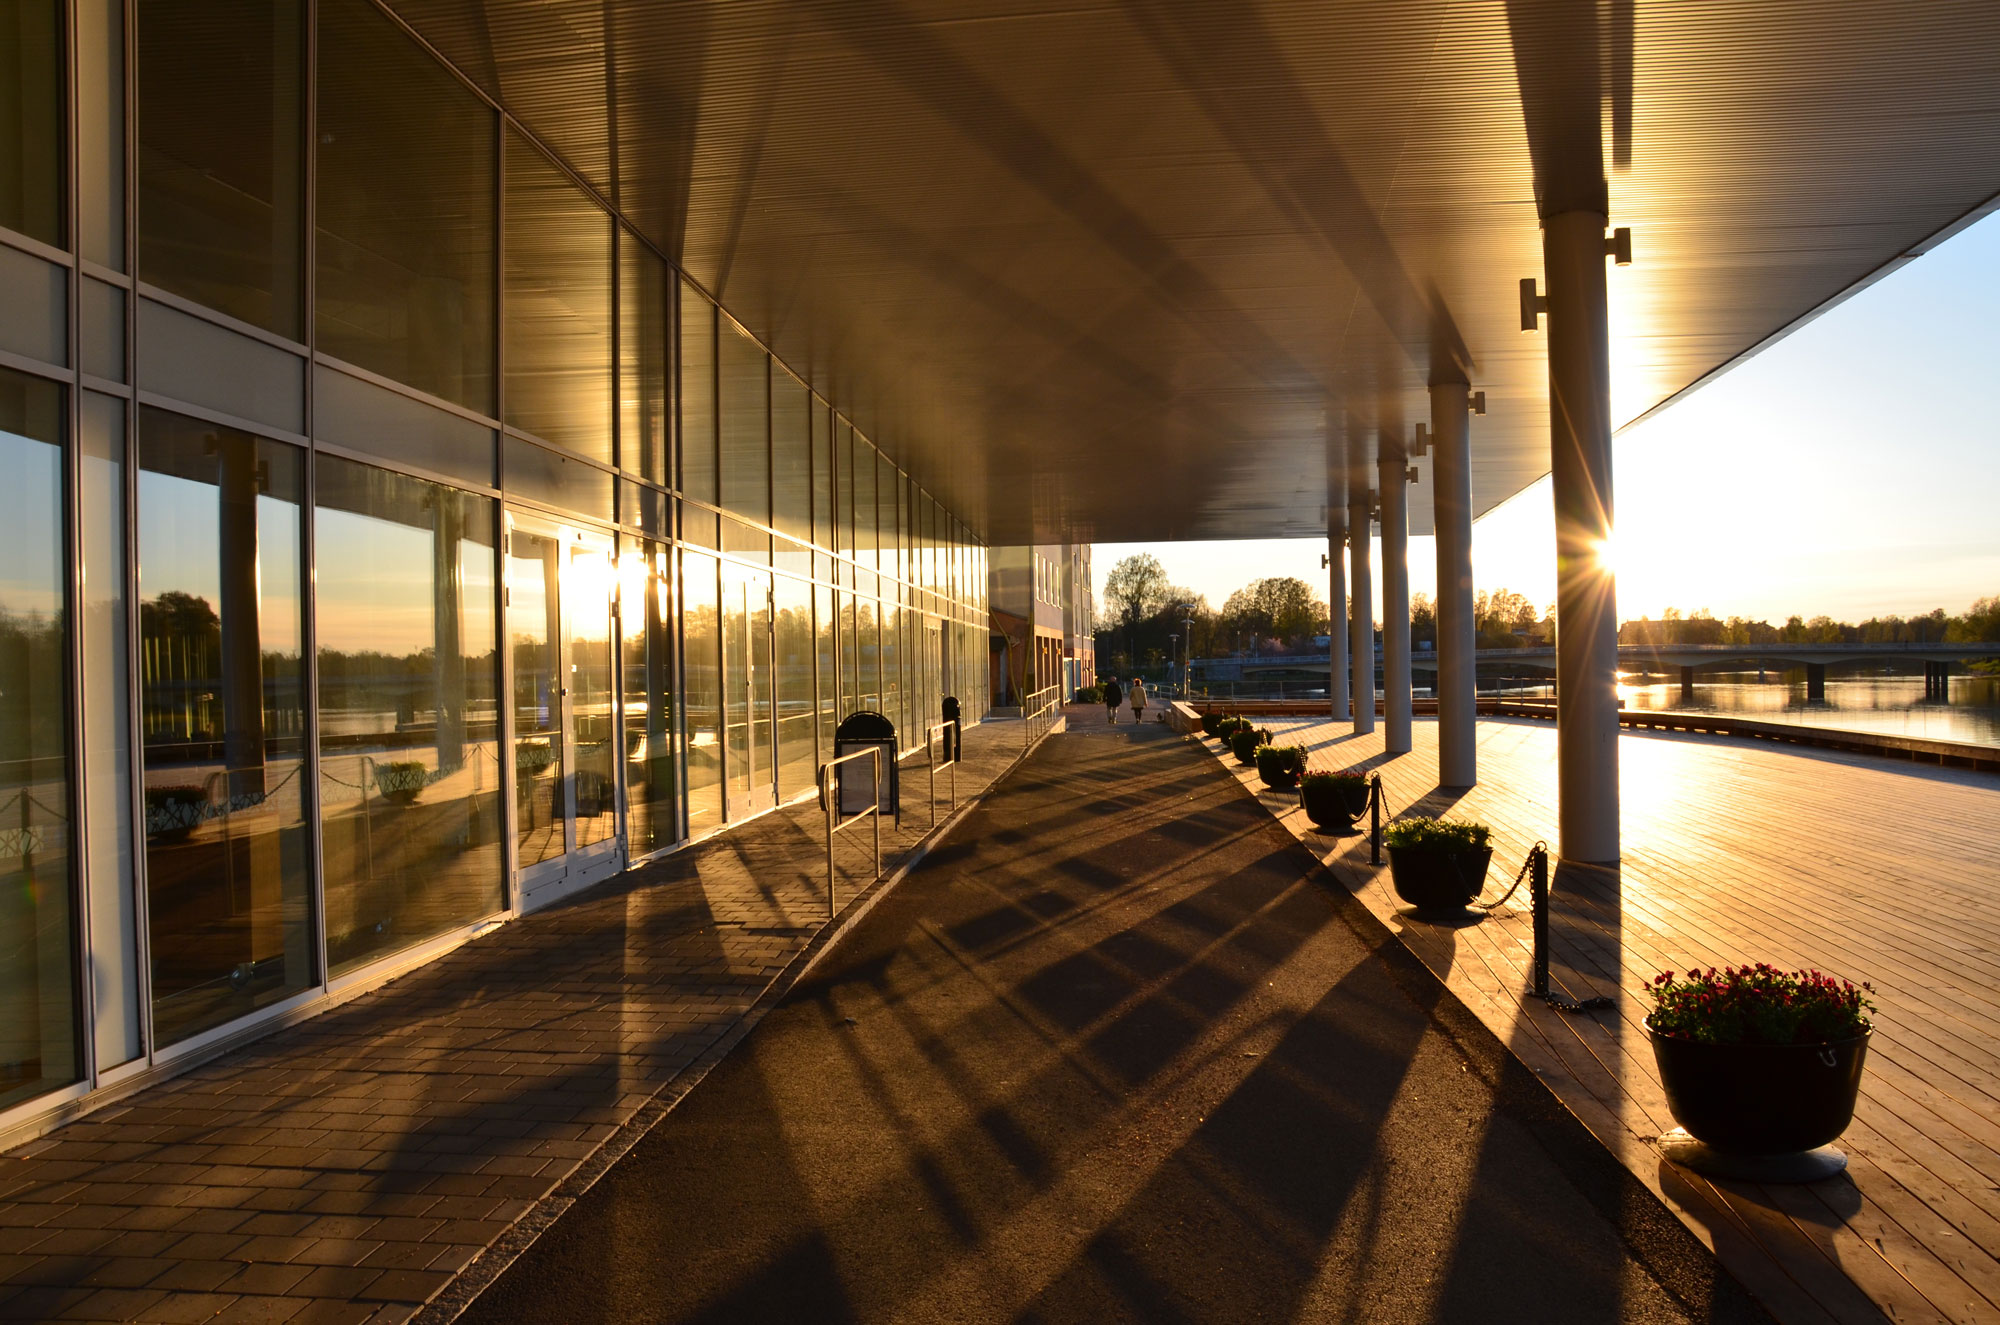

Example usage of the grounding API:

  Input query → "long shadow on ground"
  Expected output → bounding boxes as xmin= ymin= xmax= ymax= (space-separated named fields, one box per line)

xmin=460 ymin=722 xmax=1770 ymax=1324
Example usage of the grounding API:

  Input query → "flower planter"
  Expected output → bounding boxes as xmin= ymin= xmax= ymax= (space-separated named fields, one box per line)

xmin=1386 ymin=844 xmax=1492 ymax=910
xmin=1647 ymin=1022 xmax=1870 ymax=1156
xmin=1229 ymin=729 xmax=1261 ymax=765
xmin=1256 ymin=746 xmax=1305 ymax=790
xmin=1301 ymin=779 xmax=1370 ymax=832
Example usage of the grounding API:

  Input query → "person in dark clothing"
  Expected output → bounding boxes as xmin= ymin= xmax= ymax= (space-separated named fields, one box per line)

xmin=940 ymin=695 xmax=961 ymax=760
xmin=1101 ymin=677 xmax=1124 ymax=723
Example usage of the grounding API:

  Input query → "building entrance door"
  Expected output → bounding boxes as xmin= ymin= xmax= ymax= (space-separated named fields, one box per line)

xmin=722 ymin=562 xmax=777 ymax=819
xmin=507 ymin=513 xmax=623 ymax=904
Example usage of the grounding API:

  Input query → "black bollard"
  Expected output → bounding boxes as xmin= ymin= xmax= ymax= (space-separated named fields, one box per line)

xmin=1369 ymin=774 xmax=1382 ymax=866
xmin=1531 ymin=844 xmax=1550 ymax=997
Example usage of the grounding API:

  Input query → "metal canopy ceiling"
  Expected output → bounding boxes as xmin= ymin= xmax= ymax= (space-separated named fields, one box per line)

xmin=384 ymin=0 xmax=2000 ymax=544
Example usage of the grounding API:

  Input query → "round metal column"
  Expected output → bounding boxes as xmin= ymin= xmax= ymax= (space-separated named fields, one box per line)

xmin=1327 ymin=494 xmax=1350 ymax=720
xmin=1430 ymin=381 xmax=1477 ymax=787
xmin=1348 ymin=485 xmax=1375 ymax=735
xmin=1377 ymin=446 xmax=1411 ymax=753
xmin=1544 ymin=210 xmax=1620 ymax=864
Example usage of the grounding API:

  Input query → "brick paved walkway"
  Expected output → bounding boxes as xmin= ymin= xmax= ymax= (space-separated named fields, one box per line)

xmin=0 ymin=714 xmax=1050 ymax=1325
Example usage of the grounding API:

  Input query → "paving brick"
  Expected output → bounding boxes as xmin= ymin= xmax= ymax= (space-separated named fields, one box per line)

xmin=3 ymin=722 xmax=1026 ymax=1320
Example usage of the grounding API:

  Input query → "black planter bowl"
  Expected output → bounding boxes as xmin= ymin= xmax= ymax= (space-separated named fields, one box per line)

xmin=1647 ymin=1022 xmax=1870 ymax=1174
xmin=1386 ymin=844 xmax=1492 ymax=911
xmin=1301 ymin=782 xmax=1370 ymax=834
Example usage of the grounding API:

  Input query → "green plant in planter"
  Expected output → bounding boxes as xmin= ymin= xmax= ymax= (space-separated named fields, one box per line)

xmin=1644 ymin=965 xmax=1875 ymax=1162
xmin=1200 ymin=710 xmax=1223 ymax=736
xmin=374 ymin=760 xmax=429 ymax=806
xmin=1229 ymin=727 xmax=1262 ymax=764
xmin=1300 ymin=771 xmax=1371 ymax=831
xmin=1382 ymin=817 xmax=1491 ymax=851
xmin=1383 ymin=816 xmax=1493 ymax=910
xmin=1645 ymin=966 xmax=1872 ymax=1046
xmin=1255 ymin=743 xmax=1308 ymax=789
xmin=1074 ymin=684 xmax=1102 ymax=705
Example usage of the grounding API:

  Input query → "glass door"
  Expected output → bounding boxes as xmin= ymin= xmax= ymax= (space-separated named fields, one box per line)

xmin=722 ymin=562 xmax=776 ymax=819
xmin=508 ymin=513 xmax=622 ymax=901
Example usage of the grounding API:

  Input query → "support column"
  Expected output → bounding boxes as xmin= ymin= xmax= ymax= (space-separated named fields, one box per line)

xmin=1348 ymin=485 xmax=1375 ymax=735
xmin=1327 ymin=474 xmax=1349 ymax=720
xmin=1678 ymin=665 xmax=1695 ymax=706
xmin=1431 ymin=382 xmax=1476 ymax=787
xmin=1806 ymin=663 xmax=1826 ymax=702
xmin=1378 ymin=442 xmax=1412 ymax=753
xmin=1544 ymin=210 xmax=1620 ymax=864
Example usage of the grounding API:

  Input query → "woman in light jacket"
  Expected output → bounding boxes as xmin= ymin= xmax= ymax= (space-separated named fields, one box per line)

xmin=1129 ymin=677 xmax=1148 ymax=723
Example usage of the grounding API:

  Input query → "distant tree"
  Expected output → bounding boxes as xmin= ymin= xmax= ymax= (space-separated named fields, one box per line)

xmin=1219 ymin=577 xmax=1323 ymax=648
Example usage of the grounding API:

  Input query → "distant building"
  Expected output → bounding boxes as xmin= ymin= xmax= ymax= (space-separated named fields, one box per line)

xmin=989 ymin=544 xmax=1094 ymax=706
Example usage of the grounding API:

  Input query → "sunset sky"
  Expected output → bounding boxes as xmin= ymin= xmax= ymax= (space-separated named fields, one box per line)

xmin=1096 ymin=208 xmax=2000 ymax=628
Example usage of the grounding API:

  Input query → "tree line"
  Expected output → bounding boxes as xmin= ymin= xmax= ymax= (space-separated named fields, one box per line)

xmin=1095 ymin=553 xmax=1999 ymax=676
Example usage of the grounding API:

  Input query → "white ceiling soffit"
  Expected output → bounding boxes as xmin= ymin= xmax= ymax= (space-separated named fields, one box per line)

xmin=386 ymin=0 xmax=2000 ymax=544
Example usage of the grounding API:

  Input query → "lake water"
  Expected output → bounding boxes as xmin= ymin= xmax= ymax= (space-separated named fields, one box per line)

xmin=1614 ymin=671 xmax=2000 ymax=749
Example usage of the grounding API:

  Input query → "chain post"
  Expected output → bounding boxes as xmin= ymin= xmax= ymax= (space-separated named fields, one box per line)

xmin=1369 ymin=773 xmax=1382 ymax=866
xmin=1531 ymin=842 xmax=1549 ymax=997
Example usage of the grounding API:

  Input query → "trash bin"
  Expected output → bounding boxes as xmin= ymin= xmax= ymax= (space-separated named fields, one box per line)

xmin=940 ymin=696 xmax=962 ymax=761
xmin=833 ymin=710 xmax=898 ymax=822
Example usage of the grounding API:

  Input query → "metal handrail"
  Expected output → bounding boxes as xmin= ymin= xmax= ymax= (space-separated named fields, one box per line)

xmin=925 ymin=720 xmax=960 ymax=828
xmin=817 ymin=745 xmax=884 ymax=921
xmin=1022 ymin=684 xmax=1061 ymax=751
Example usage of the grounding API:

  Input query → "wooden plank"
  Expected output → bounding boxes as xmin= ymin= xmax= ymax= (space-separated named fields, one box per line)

xmin=1206 ymin=716 xmax=2000 ymax=1325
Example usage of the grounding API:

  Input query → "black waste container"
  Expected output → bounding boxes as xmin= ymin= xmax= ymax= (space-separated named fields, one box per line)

xmin=940 ymin=696 xmax=962 ymax=761
xmin=833 ymin=710 xmax=898 ymax=821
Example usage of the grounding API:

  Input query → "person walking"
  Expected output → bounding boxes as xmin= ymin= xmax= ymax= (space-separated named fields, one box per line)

xmin=1129 ymin=676 xmax=1148 ymax=724
xmin=1101 ymin=676 xmax=1123 ymax=724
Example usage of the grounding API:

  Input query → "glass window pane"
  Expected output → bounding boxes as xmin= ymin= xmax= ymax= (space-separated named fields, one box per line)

xmin=772 ymin=369 xmax=809 ymax=545
xmin=775 ymin=575 xmax=814 ymax=801
xmin=137 ymin=0 xmax=303 ymax=337
xmin=315 ymin=455 xmax=501 ymax=976
xmin=316 ymin=0 xmax=495 ymax=413
xmin=619 ymin=230 xmax=669 ymax=484
xmin=504 ymin=129 xmax=611 ymax=462
xmin=681 ymin=549 xmax=720 ymax=836
xmin=81 ymin=392 xmax=141 ymax=1069
xmin=834 ymin=418 xmax=854 ymax=560
xmin=718 ymin=320 xmax=768 ymax=526
xmin=507 ymin=527 xmax=564 ymax=870
xmin=853 ymin=434 xmax=876 ymax=573
xmin=139 ymin=408 xmax=311 ymax=1047
xmin=678 ymin=283 xmax=715 ymax=504
xmin=0 ymin=0 xmax=63 ymax=245
xmin=811 ymin=402 xmax=832 ymax=553
xmin=77 ymin=0 xmax=125 ymax=268
xmin=0 ymin=368 xmax=78 ymax=1109
xmin=620 ymin=539 xmax=675 ymax=855
xmin=815 ymin=583 xmax=836 ymax=763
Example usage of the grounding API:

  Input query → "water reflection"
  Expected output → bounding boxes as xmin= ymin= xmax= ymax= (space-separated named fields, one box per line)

xmin=1620 ymin=671 xmax=2000 ymax=748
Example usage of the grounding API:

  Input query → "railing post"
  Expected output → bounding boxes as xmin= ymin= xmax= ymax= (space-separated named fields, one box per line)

xmin=871 ymin=746 xmax=881 ymax=883
xmin=822 ymin=764 xmax=836 ymax=921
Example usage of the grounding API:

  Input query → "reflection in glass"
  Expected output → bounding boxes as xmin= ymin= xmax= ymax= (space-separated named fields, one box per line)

xmin=504 ymin=130 xmax=611 ymax=461
xmin=137 ymin=0 xmax=304 ymax=337
xmin=750 ymin=571 xmax=775 ymax=812
xmin=0 ymin=0 xmax=61 ymax=244
xmin=682 ymin=551 xmax=721 ymax=835
xmin=775 ymin=576 xmax=816 ymax=800
xmin=679 ymin=283 xmax=716 ymax=504
xmin=838 ymin=590 xmax=858 ymax=724
xmin=138 ymin=408 xmax=311 ymax=1046
xmin=853 ymin=432 xmax=877 ymax=572
xmin=568 ymin=540 xmax=617 ymax=851
xmin=621 ymin=540 xmax=676 ymax=855
xmin=316 ymin=456 xmax=500 ymax=975
xmin=882 ymin=596 xmax=904 ymax=743
xmin=0 ymin=370 xmax=77 ymax=1110
xmin=719 ymin=320 xmax=769 ymax=526
xmin=816 ymin=584 xmax=838 ymax=764
xmin=835 ymin=419 xmax=855 ymax=561
xmin=508 ymin=529 xmax=565 ymax=869
xmin=620 ymin=231 xmax=669 ymax=484
xmin=316 ymin=0 xmax=495 ymax=413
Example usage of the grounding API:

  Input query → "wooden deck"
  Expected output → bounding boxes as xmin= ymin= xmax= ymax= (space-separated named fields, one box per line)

xmin=1211 ymin=714 xmax=2000 ymax=1325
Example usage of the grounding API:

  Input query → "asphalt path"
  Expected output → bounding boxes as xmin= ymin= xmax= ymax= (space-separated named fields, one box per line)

xmin=460 ymin=713 xmax=1770 ymax=1324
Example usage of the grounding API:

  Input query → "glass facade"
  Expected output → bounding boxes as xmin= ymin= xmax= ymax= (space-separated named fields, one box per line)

xmin=0 ymin=1 xmax=992 ymax=1124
